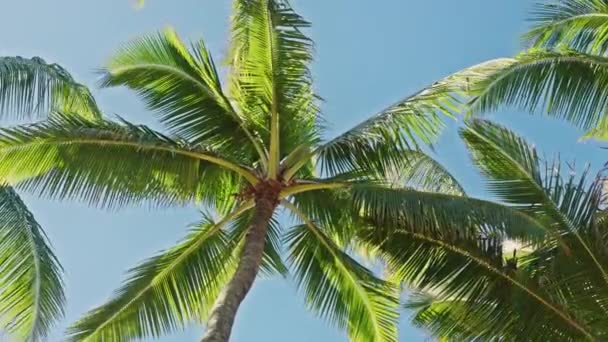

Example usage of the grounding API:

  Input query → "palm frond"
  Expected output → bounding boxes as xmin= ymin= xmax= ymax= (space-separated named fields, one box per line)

xmin=284 ymin=201 xmax=398 ymax=342
xmin=101 ymin=27 xmax=264 ymax=163
xmin=0 ymin=186 xmax=64 ymax=341
xmin=66 ymin=203 xmax=252 ymax=341
xmin=352 ymin=185 xmax=547 ymax=242
xmin=460 ymin=119 xmax=599 ymax=230
xmin=228 ymin=0 xmax=319 ymax=176
xmin=387 ymin=150 xmax=466 ymax=196
xmin=461 ymin=119 xmax=608 ymax=315
xmin=0 ymin=56 xmax=100 ymax=120
xmin=0 ymin=115 xmax=252 ymax=209
xmin=314 ymin=59 xmax=514 ymax=178
xmin=360 ymin=221 xmax=595 ymax=341
xmin=289 ymin=187 xmax=356 ymax=246
xmin=467 ymin=49 xmax=608 ymax=135
xmin=525 ymin=0 xmax=608 ymax=53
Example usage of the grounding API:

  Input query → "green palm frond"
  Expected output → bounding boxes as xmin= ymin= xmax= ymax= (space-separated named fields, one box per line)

xmin=101 ymin=27 xmax=264 ymax=162
xmin=290 ymin=187 xmax=356 ymax=246
xmin=423 ymin=119 xmax=608 ymax=339
xmin=66 ymin=204 xmax=252 ymax=342
xmin=0 ymin=56 xmax=100 ymax=120
xmin=460 ymin=119 xmax=602 ymax=233
xmin=314 ymin=59 xmax=514 ymax=178
xmin=387 ymin=150 xmax=466 ymax=196
xmin=352 ymin=185 xmax=547 ymax=242
xmin=0 ymin=115 xmax=252 ymax=209
xmin=228 ymin=0 xmax=319 ymax=177
xmin=0 ymin=186 xmax=64 ymax=341
xmin=467 ymin=49 xmax=608 ymax=135
xmin=405 ymin=292 xmax=501 ymax=340
xmin=525 ymin=0 xmax=608 ymax=53
xmin=361 ymin=217 xmax=596 ymax=341
xmin=284 ymin=201 xmax=398 ymax=342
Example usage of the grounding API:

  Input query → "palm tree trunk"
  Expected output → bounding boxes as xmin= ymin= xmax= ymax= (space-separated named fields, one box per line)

xmin=201 ymin=195 xmax=276 ymax=342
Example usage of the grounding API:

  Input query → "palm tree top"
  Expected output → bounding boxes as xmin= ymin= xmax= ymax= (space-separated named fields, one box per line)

xmin=0 ymin=0 xmax=553 ymax=341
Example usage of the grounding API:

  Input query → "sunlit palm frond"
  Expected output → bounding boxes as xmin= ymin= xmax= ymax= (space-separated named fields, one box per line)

xmin=228 ymin=0 xmax=319 ymax=176
xmin=0 ymin=56 xmax=99 ymax=120
xmin=525 ymin=0 xmax=608 ymax=53
xmin=313 ymin=59 xmax=514 ymax=178
xmin=467 ymin=49 xmax=608 ymax=135
xmin=0 ymin=186 xmax=64 ymax=341
xmin=0 ymin=115 xmax=252 ymax=209
xmin=101 ymin=27 xmax=263 ymax=162
xmin=66 ymin=204 xmax=253 ymax=342
xmin=284 ymin=201 xmax=398 ymax=342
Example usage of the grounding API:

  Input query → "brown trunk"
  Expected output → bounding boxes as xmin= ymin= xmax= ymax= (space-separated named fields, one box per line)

xmin=201 ymin=194 xmax=277 ymax=342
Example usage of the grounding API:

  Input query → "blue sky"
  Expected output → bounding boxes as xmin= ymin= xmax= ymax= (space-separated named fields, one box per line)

xmin=0 ymin=0 xmax=605 ymax=341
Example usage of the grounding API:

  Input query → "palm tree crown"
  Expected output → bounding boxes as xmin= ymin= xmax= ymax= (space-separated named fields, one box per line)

xmin=0 ymin=1 xmax=524 ymax=341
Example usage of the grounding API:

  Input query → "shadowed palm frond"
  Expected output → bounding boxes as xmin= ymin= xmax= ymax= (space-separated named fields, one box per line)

xmin=0 ymin=186 xmax=64 ymax=341
xmin=375 ymin=227 xmax=595 ymax=340
xmin=352 ymin=185 xmax=546 ymax=242
xmin=385 ymin=119 xmax=608 ymax=340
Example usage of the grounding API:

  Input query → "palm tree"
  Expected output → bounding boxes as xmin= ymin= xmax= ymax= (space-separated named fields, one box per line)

xmin=0 ymin=56 xmax=100 ymax=340
xmin=0 ymin=1 xmax=525 ymax=341
xmin=461 ymin=0 xmax=608 ymax=139
xmin=366 ymin=119 xmax=608 ymax=341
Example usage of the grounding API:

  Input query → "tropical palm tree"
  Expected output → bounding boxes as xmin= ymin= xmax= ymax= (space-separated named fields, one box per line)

xmin=0 ymin=1 xmax=524 ymax=341
xmin=0 ymin=56 xmax=100 ymax=340
xmin=366 ymin=119 xmax=608 ymax=341
xmin=462 ymin=0 xmax=608 ymax=139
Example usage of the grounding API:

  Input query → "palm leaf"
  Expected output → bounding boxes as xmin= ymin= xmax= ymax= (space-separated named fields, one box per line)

xmin=360 ymin=219 xmax=595 ymax=340
xmin=101 ymin=27 xmax=264 ymax=162
xmin=387 ymin=150 xmax=466 ymax=196
xmin=313 ymin=59 xmax=514 ymax=178
xmin=66 ymin=203 xmax=252 ymax=341
xmin=467 ymin=49 xmax=608 ymax=135
xmin=0 ymin=56 xmax=99 ymax=120
xmin=524 ymin=0 xmax=608 ymax=53
xmin=0 ymin=115 xmax=253 ymax=209
xmin=461 ymin=119 xmax=608 ymax=322
xmin=351 ymin=185 xmax=547 ymax=242
xmin=0 ymin=186 xmax=64 ymax=341
xmin=284 ymin=201 xmax=399 ymax=342
xmin=228 ymin=0 xmax=319 ymax=176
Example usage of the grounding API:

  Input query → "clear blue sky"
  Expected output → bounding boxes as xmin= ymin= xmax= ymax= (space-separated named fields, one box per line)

xmin=0 ymin=0 xmax=605 ymax=341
